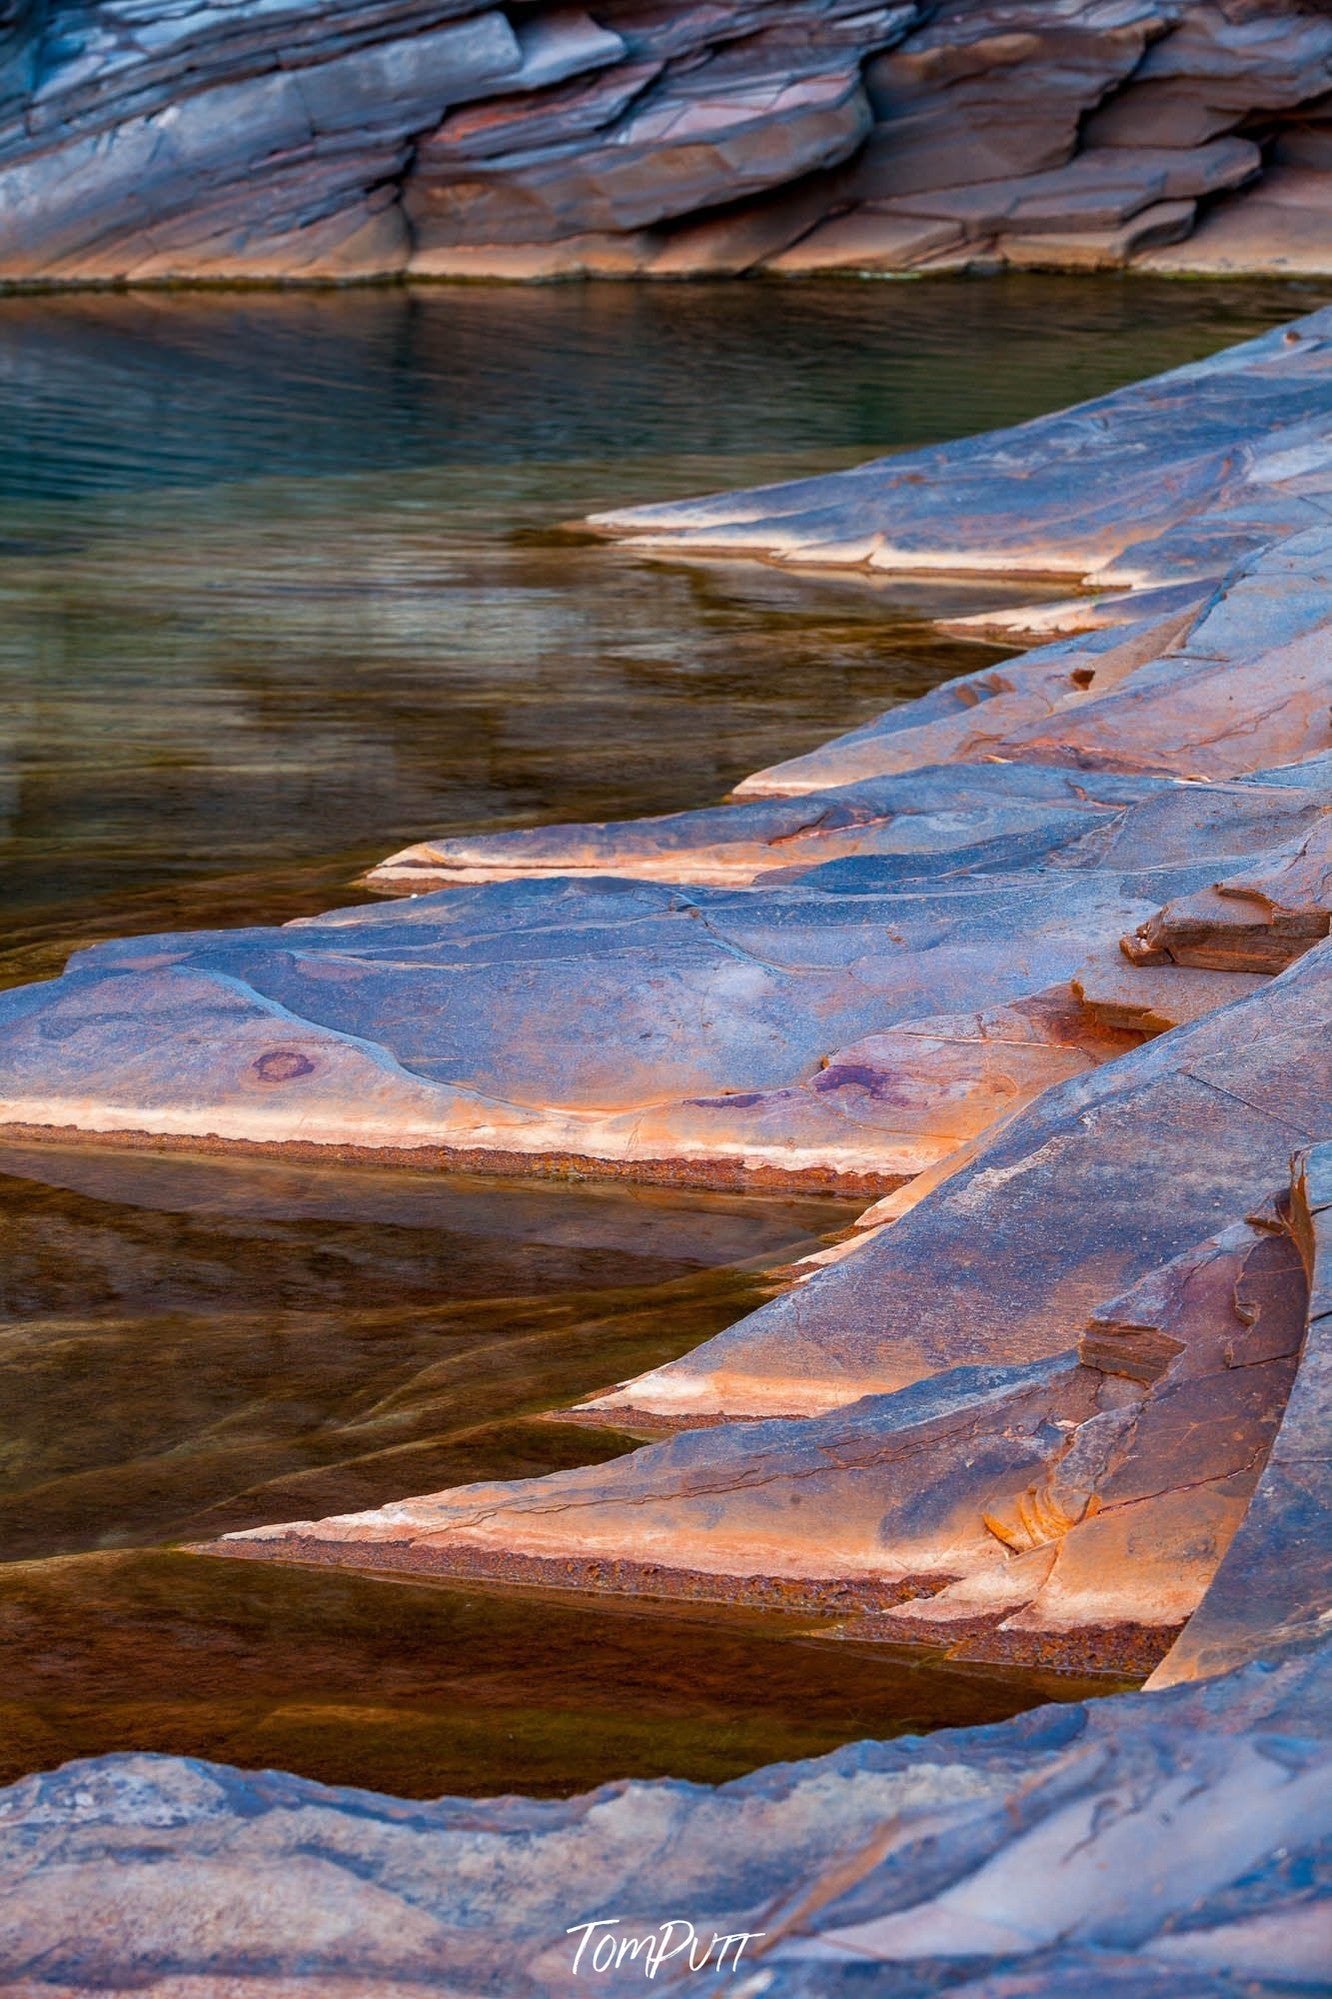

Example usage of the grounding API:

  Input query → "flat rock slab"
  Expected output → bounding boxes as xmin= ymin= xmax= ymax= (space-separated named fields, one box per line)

xmin=366 ymin=760 xmax=1170 ymax=890
xmin=591 ymin=941 xmax=1332 ymax=1416
xmin=1 ymin=1639 xmax=1329 ymax=1995
xmin=1139 ymin=167 xmax=1332 ymax=277
xmin=4 ymin=816 xmax=1283 ymax=1190
xmin=589 ymin=308 xmax=1332 ymax=595
xmin=368 ymin=713 xmax=1332 ymax=895
xmin=212 ymin=1204 xmax=1309 ymax=1672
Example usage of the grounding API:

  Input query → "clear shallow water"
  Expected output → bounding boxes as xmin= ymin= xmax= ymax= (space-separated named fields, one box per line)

xmin=0 ymin=274 xmax=1319 ymax=1797
xmin=2 ymin=275 xmax=1320 ymax=982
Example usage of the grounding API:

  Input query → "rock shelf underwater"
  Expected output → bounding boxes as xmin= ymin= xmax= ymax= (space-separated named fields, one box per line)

xmin=0 ymin=294 xmax=1330 ymax=1989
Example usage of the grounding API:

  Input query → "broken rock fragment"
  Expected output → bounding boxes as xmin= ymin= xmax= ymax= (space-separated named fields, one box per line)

xmin=1123 ymin=811 xmax=1332 ymax=973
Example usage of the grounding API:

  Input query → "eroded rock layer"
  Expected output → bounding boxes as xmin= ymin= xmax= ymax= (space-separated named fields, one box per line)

xmin=1 ymin=1636 xmax=1330 ymax=1994
xmin=4 ymin=0 xmax=1332 ymax=281
xmin=211 ymin=1141 xmax=1324 ymax=1674
xmin=0 ymin=309 xmax=1329 ymax=1751
xmin=5 ymin=314 xmax=1332 ymax=1200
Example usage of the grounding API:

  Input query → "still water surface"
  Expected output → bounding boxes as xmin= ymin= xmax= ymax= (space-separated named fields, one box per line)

xmin=0 ymin=276 xmax=1318 ymax=1796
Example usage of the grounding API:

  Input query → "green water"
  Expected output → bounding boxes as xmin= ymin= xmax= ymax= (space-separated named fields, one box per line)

xmin=0 ymin=275 xmax=1318 ymax=1798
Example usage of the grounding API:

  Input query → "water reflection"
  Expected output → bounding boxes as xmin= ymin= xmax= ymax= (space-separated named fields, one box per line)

xmin=0 ymin=1146 xmax=1131 ymax=1801
xmin=0 ymin=277 xmax=1316 ymax=983
xmin=0 ymin=1550 xmax=1127 ymax=1798
xmin=0 ymin=275 xmax=1317 ymax=1797
xmin=0 ymin=1144 xmax=851 ymax=1560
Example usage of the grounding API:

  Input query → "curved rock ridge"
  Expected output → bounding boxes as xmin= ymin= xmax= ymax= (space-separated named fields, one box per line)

xmin=1 ymin=1637 xmax=1329 ymax=1993
xmin=3 ymin=0 xmax=1332 ymax=281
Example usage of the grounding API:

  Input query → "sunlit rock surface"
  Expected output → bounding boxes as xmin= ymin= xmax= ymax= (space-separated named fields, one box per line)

xmin=1 ymin=310 xmax=1329 ymax=1730
xmin=7 ymin=322 xmax=1332 ymax=1191
xmin=584 ymin=941 xmax=1330 ymax=1416
xmin=4 ymin=759 xmax=1330 ymax=1192
xmin=590 ymin=306 xmax=1332 ymax=610
xmin=208 ymin=1126 xmax=1323 ymax=1670
xmin=2 ymin=1634 xmax=1330 ymax=1994
xmin=132 ymin=307 xmax=1332 ymax=1699
xmin=3 ymin=1 xmax=1332 ymax=281
xmin=3 ymin=310 xmax=1332 ymax=1207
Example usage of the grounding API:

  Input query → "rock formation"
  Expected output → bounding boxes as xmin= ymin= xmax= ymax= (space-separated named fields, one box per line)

xmin=2 ymin=0 xmax=1332 ymax=282
xmin=2 ymin=305 xmax=1327 ymax=1683
xmin=1 ymin=226 xmax=1331 ymax=1996
xmin=1 ymin=1628 xmax=1329 ymax=1992
xmin=4 ymin=309 xmax=1329 ymax=1198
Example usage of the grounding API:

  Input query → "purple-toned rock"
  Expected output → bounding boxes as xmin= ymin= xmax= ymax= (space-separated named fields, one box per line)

xmin=590 ymin=308 xmax=1332 ymax=600
xmin=588 ymin=941 xmax=1331 ymax=1415
xmin=1123 ymin=812 xmax=1332 ymax=973
xmin=2 ymin=0 xmax=1332 ymax=280
xmin=0 ymin=1640 xmax=1328 ymax=1993
xmin=211 ymin=1201 xmax=1309 ymax=1673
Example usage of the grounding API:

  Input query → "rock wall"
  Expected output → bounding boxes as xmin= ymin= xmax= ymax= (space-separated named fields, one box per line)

xmin=2 ymin=0 xmax=1332 ymax=282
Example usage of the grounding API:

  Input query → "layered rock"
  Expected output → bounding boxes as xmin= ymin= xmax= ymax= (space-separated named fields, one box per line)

xmin=579 ymin=939 xmax=1330 ymax=1417
xmin=0 ymin=853 xmax=1202 ymax=1194
xmin=2 ymin=0 xmax=1332 ymax=281
xmin=213 ymin=1184 xmax=1312 ymax=1672
xmin=591 ymin=307 xmax=1332 ymax=604
xmin=152 ymin=307 xmax=1332 ymax=1688
xmin=1 ymin=1636 xmax=1329 ymax=1994
xmin=1 ymin=307 xmax=1329 ymax=1696
xmin=5 ymin=748 xmax=1330 ymax=1195
xmin=1149 ymin=1141 xmax=1332 ymax=1687
xmin=4 ymin=312 xmax=1332 ymax=1208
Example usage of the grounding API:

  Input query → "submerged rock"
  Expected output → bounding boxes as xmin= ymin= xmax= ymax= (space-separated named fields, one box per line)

xmin=205 ymin=1135 xmax=1321 ymax=1672
xmin=2 ymin=0 xmax=1332 ymax=281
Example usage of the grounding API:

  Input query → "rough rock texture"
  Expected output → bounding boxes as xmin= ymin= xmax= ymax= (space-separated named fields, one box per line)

xmin=3 ymin=313 xmax=1332 ymax=1210
xmin=581 ymin=939 xmax=1330 ymax=1415
xmin=1 ymin=1637 xmax=1330 ymax=1994
xmin=0 ymin=311 xmax=1328 ymax=1743
xmin=1148 ymin=1140 xmax=1332 ymax=1687
xmin=3 ymin=0 xmax=1332 ymax=281
xmin=592 ymin=307 xmax=1332 ymax=625
xmin=213 ymin=1192 xmax=1311 ymax=1672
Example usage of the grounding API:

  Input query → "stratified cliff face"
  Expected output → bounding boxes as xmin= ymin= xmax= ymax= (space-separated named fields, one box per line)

xmin=1 ymin=0 xmax=1330 ymax=283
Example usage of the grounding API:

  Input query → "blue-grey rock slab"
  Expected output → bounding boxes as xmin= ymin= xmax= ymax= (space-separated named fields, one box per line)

xmin=0 ymin=850 xmax=1255 ymax=1194
xmin=589 ymin=309 xmax=1332 ymax=594
xmin=1 ymin=1639 xmax=1329 ymax=1994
